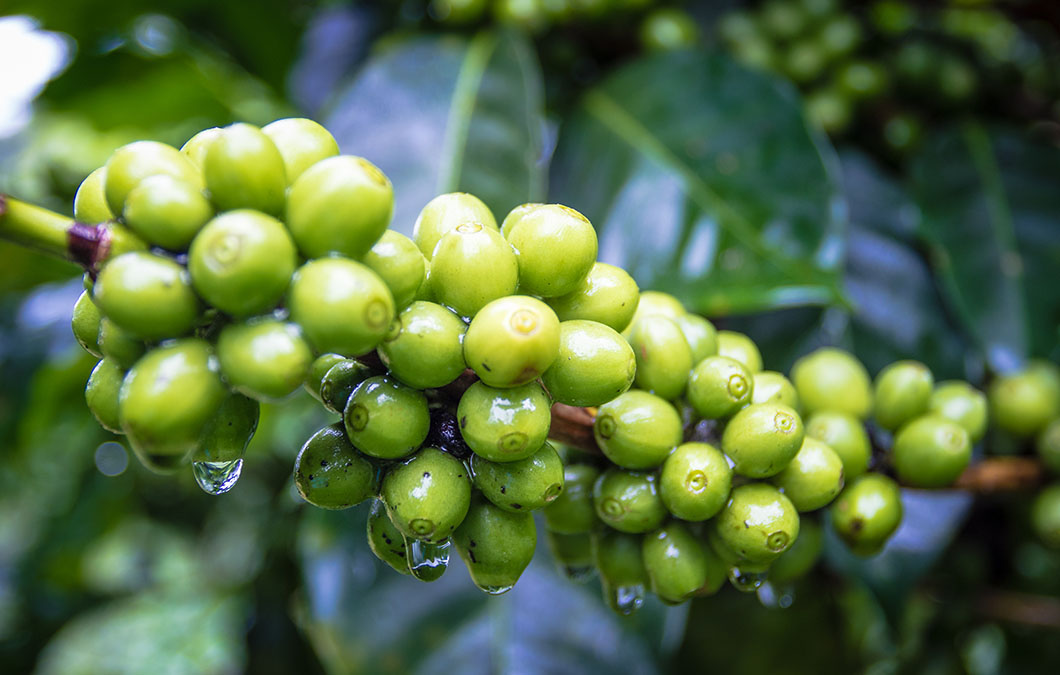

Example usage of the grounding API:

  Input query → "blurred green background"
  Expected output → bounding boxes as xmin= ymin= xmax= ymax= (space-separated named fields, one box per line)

xmin=1 ymin=0 xmax=1060 ymax=673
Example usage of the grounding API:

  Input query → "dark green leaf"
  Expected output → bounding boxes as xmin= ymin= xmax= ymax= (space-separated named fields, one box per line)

xmin=35 ymin=590 xmax=246 ymax=675
xmin=325 ymin=32 xmax=546 ymax=234
xmin=549 ymin=49 xmax=845 ymax=315
xmin=295 ymin=508 xmax=670 ymax=674
xmin=911 ymin=124 xmax=1060 ymax=370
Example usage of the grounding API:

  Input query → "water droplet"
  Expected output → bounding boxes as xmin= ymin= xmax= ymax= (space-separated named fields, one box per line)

xmin=478 ymin=583 xmax=514 ymax=595
xmin=192 ymin=458 xmax=243 ymax=495
xmin=728 ymin=567 xmax=768 ymax=593
xmin=756 ymin=581 xmax=795 ymax=608
xmin=605 ymin=583 xmax=645 ymax=615
xmin=408 ymin=539 xmax=450 ymax=582
xmin=560 ymin=564 xmax=596 ymax=583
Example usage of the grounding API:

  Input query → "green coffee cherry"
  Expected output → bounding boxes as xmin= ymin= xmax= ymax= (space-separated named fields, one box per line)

xmin=367 ymin=499 xmax=411 ymax=575
xmin=453 ymin=494 xmax=536 ymax=593
xmin=122 ymin=174 xmax=213 ymax=251
xmin=458 ymin=381 xmax=551 ymax=462
xmin=752 ymin=371 xmax=800 ymax=409
xmin=472 ymin=442 xmax=564 ymax=512
xmin=180 ymin=127 xmax=222 ymax=169
xmin=805 ymin=411 xmax=870 ymax=479
xmin=830 ymin=474 xmax=903 ymax=556
xmin=363 ymin=231 xmax=427 ymax=311
xmin=378 ymin=301 xmax=467 ymax=389
xmin=261 ymin=117 xmax=340 ymax=183
xmin=592 ymin=530 xmax=648 ymax=587
xmin=837 ymin=60 xmax=889 ymax=100
xmin=192 ymin=392 xmax=259 ymax=463
xmin=687 ymin=355 xmax=754 ymax=419
xmin=502 ymin=203 xmax=598 ymax=297
xmin=463 ymin=296 xmax=559 ymax=388
xmin=640 ymin=8 xmax=699 ymax=52
xmin=873 ymin=360 xmax=934 ymax=431
xmin=791 ymin=347 xmax=873 ymax=419
xmin=72 ymin=291 xmax=102 ymax=358
xmin=543 ymin=463 xmax=600 ymax=534
xmin=382 ymin=447 xmax=471 ymax=543
xmin=1029 ymin=360 xmax=1060 ymax=400
xmin=546 ymin=531 xmax=594 ymax=578
xmin=98 ymin=318 xmax=145 ymax=370
xmin=592 ymin=530 xmax=649 ymax=614
xmin=673 ymin=314 xmax=717 ymax=364
xmin=429 ymin=223 xmax=519 ymax=317
xmin=288 ymin=258 xmax=395 ymax=356
xmin=628 ymin=315 xmax=694 ymax=400
xmin=546 ymin=262 xmax=639 ymax=333
xmin=541 ymin=320 xmax=635 ymax=407
xmin=286 ymin=155 xmax=393 ymax=259
xmin=203 ymin=123 xmax=287 ymax=215
xmin=769 ymin=517 xmax=823 ymax=584
xmin=413 ymin=192 xmax=498 ymax=260
xmin=320 ymin=359 xmax=375 ymax=414
xmin=692 ymin=537 xmax=729 ymax=597
xmin=643 ymin=522 xmax=708 ymax=603
xmin=714 ymin=483 xmax=800 ymax=564
xmin=716 ymin=330 xmax=762 ymax=373
xmin=344 ymin=376 xmax=430 ymax=460
xmin=593 ymin=469 xmax=667 ymax=533
xmin=659 ymin=442 xmax=732 ymax=521
xmin=804 ymin=87 xmax=853 ymax=135
xmin=304 ymin=353 xmax=345 ymax=402
xmin=989 ymin=368 xmax=1060 ymax=438
xmin=188 ymin=209 xmax=297 ymax=318
xmin=722 ymin=403 xmax=805 ymax=479
xmin=771 ymin=437 xmax=844 ymax=511
xmin=785 ymin=40 xmax=827 ymax=83
xmin=104 ymin=140 xmax=204 ymax=215
xmin=93 ymin=252 xmax=200 ymax=340
xmin=1038 ymin=420 xmax=1060 ymax=474
xmin=929 ymin=381 xmax=988 ymax=443
xmin=622 ymin=290 xmax=685 ymax=340
xmin=706 ymin=525 xmax=770 ymax=574
xmin=85 ymin=359 xmax=125 ymax=434
xmin=294 ymin=423 xmax=377 ymax=509
xmin=217 ymin=320 xmax=313 ymax=401
xmin=593 ymin=390 xmax=682 ymax=469
xmin=818 ymin=14 xmax=862 ymax=59
xmin=74 ymin=167 xmax=114 ymax=223
xmin=892 ymin=415 xmax=971 ymax=488
xmin=1032 ymin=484 xmax=1060 ymax=548
xmin=119 ymin=339 xmax=226 ymax=459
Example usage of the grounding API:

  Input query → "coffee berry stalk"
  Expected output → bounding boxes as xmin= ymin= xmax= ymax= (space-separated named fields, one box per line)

xmin=1 ymin=117 xmax=1056 ymax=615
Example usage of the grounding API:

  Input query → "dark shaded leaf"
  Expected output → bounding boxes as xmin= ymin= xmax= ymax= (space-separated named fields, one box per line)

xmin=326 ymin=32 xmax=546 ymax=234
xmin=549 ymin=49 xmax=845 ymax=315
xmin=911 ymin=124 xmax=1060 ymax=371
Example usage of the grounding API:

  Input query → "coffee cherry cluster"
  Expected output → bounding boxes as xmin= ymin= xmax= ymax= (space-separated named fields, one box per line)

xmin=718 ymin=0 xmax=1054 ymax=154
xmin=425 ymin=0 xmax=698 ymax=52
xmin=68 ymin=117 xmax=1059 ymax=610
xmin=991 ymin=362 xmax=1060 ymax=549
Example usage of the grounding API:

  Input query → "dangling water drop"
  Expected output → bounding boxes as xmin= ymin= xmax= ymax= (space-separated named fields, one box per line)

xmin=408 ymin=539 xmax=450 ymax=582
xmin=605 ymin=583 xmax=645 ymax=616
xmin=192 ymin=458 xmax=243 ymax=495
xmin=757 ymin=581 xmax=796 ymax=609
xmin=477 ymin=583 xmax=514 ymax=595
xmin=560 ymin=564 xmax=596 ymax=583
xmin=728 ymin=567 xmax=768 ymax=593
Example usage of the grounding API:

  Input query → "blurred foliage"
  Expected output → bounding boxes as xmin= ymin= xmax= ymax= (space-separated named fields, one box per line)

xmin=1 ymin=1 xmax=1060 ymax=674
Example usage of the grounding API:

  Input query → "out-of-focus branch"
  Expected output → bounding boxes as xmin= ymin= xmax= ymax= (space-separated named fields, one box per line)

xmin=976 ymin=589 xmax=1060 ymax=631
